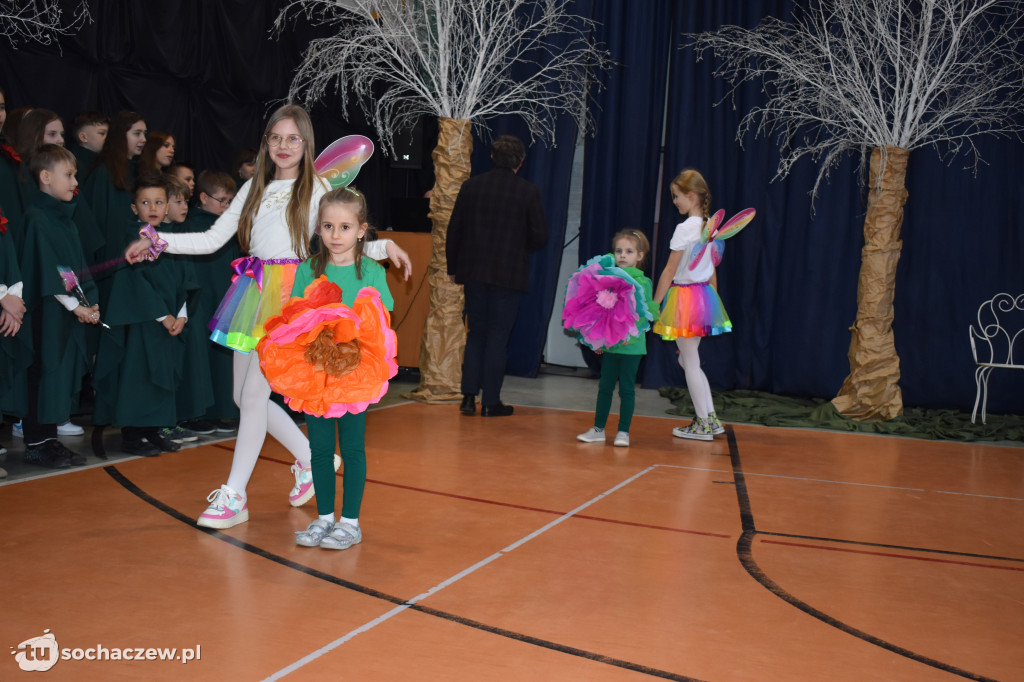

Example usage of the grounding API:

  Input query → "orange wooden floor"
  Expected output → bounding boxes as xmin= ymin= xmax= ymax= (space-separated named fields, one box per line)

xmin=2 ymin=402 xmax=1022 ymax=681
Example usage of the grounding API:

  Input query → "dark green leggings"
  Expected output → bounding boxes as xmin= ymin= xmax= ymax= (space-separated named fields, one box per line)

xmin=594 ymin=354 xmax=642 ymax=432
xmin=306 ymin=412 xmax=366 ymax=518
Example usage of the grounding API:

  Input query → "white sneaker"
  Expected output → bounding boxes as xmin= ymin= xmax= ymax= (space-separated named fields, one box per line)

xmin=12 ymin=421 xmax=23 ymax=438
xmin=613 ymin=432 xmax=630 ymax=447
xmin=196 ymin=485 xmax=249 ymax=529
xmin=289 ymin=454 xmax=341 ymax=507
xmin=57 ymin=420 xmax=85 ymax=436
xmin=577 ymin=427 xmax=606 ymax=443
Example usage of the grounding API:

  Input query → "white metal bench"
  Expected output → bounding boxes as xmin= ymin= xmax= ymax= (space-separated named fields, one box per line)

xmin=969 ymin=293 xmax=1024 ymax=424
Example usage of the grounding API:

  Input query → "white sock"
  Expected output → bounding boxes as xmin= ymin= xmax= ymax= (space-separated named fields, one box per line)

xmin=319 ymin=513 xmax=335 ymax=524
xmin=341 ymin=516 xmax=359 ymax=528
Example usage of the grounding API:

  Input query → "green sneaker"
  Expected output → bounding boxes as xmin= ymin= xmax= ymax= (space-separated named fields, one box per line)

xmin=708 ymin=412 xmax=726 ymax=436
xmin=672 ymin=417 xmax=714 ymax=441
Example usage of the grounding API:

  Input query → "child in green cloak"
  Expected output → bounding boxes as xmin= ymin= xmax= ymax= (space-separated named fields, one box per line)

xmin=19 ymin=145 xmax=100 ymax=468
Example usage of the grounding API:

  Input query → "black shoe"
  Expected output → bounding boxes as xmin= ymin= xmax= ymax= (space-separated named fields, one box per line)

xmin=214 ymin=420 xmax=238 ymax=434
xmin=182 ymin=419 xmax=216 ymax=435
xmin=122 ymin=437 xmax=162 ymax=457
xmin=481 ymin=403 xmax=514 ymax=417
xmin=24 ymin=439 xmax=72 ymax=469
xmin=460 ymin=394 xmax=476 ymax=416
xmin=54 ymin=441 xmax=87 ymax=466
xmin=147 ymin=430 xmax=181 ymax=452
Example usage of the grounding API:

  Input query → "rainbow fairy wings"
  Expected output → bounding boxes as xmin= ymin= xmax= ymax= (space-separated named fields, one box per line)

xmin=688 ymin=207 xmax=756 ymax=271
xmin=314 ymin=135 xmax=374 ymax=189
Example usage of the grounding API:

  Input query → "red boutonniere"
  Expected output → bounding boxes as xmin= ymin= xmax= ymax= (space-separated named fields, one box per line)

xmin=0 ymin=143 xmax=20 ymax=163
xmin=0 ymin=212 xmax=7 ymax=234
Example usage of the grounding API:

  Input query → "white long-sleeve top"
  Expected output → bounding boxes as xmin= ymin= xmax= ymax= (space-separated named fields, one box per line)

xmin=157 ymin=177 xmax=389 ymax=261
xmin=0 ymin=281 xmax=22 ymax=300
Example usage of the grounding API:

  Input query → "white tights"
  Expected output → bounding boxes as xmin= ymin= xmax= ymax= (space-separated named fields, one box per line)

xmin=676 ymin=336 xmax=715 ymax=419
xmin=225 ymin=351 xmax=311 ymax=497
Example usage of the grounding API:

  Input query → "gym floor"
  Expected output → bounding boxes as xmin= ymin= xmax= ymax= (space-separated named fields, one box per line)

xmin=2 ymin=374 xmax=1022 ymax=681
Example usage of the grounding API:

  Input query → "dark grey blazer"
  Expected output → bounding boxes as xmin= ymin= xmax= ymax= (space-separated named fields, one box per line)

xmin=446 ymin=168 xmax=548 ymax=292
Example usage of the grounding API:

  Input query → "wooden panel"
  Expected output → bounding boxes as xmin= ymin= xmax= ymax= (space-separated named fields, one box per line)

xmin=382 ymin=231 xmax=433 ymax=368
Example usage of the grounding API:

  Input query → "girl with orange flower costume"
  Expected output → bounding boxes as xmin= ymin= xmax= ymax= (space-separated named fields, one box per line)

xmin=259 ymin=186 xmax=395 ymax=550
xmin=125 ymin=105 xmax=410 ymax=531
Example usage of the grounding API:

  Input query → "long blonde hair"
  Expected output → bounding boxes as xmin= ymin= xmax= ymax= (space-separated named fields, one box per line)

xmin=237 ymin=104 xmax=319 ymax=259
xmin=671 ymin=169 xmax=712 ymax=230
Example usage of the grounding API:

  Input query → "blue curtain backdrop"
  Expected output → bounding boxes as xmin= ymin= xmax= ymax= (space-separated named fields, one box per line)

xmin=474 ymin=0 xmax=593 ymax=377
xmin=648 ymin=0 xmax=1024 ymax=414
xmin=2 ymin=0 xmax=1021 ymax=413
xmin=579 ymin=0 xmax=675 ymax=262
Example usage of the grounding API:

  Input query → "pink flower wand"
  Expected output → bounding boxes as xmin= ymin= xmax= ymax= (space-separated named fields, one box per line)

xmin=57 ymin=265 xmax=109 ymax=329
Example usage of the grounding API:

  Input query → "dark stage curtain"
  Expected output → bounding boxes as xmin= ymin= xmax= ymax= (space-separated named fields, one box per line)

xmin=3 ymin=0 xmax=1022 ymax=412
xmin=468 ymin=0 xmax=593 ymax=378
xmin=0 ymin=1 xmax=393 ymax=224
xmin=641 ymin=0 xmax=1024 ymax=414
xmin=580 ymin=0 xmax=675 ymax=267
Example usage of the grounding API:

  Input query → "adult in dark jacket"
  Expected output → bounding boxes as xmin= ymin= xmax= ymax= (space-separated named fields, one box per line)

xmin=446 ymin=135 xmax=548 ymax=416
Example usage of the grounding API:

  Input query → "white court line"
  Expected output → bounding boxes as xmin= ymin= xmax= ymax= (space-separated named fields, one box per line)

xmin=933 ymin=489 xmax=1024 ymax=502
xmin=262 ymin=466 xmax=659 ymax=681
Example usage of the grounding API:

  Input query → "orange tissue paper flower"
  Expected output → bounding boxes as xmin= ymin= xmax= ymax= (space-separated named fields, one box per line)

xmin=257 ymin=275 xmax=398 ymax=417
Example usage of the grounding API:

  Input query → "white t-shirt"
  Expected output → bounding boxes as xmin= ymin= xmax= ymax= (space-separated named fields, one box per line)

xmin=670 ymin=216 xmax=714 ymax=285
xmin=158 ymin=177 xmax=388 ymax=262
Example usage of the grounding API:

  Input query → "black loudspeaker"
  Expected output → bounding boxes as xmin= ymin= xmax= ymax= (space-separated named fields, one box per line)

xmin=390 ymin=118 xmax=424 ymax=169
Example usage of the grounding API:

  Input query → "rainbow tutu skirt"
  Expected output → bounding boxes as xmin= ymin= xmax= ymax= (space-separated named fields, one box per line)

xmin=653 ymin=282 xmax=731 ymax=340
xmin=208 ymin=257 xmax=299 ymax=353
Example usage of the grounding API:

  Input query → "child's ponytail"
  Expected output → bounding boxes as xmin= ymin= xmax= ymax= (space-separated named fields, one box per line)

xmin=671 ymin=168 xmax=712 ymax=231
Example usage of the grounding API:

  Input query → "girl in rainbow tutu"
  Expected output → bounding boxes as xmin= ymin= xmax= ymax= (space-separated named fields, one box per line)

xmin=126 ymin=104 xmax=410 ymax=530
xmin=653 ymin=169 xmax=753 ymax=441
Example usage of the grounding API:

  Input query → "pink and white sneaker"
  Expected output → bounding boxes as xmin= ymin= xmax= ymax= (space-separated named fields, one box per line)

xmin=289 ymin=455 xmax=342 ymax=507
xmin=197 ymin=485 xmax=248 ymax=529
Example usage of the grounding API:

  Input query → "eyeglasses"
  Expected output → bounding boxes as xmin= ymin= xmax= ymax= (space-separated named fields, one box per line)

xmin=209 ymin=194 xmax=233 ymax=206
xmin=266 ymin=134 xmax=303 ymax=149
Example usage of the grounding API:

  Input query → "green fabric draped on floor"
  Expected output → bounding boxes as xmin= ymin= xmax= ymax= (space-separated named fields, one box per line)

xmin=659 ymin=387 xmax=1024 ymax=443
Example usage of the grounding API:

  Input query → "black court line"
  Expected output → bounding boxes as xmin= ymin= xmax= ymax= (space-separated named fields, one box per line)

xmin=757 ymin=530 xmax=1024 ymax=565
xmin=725 ymin=428 xmax=996 ymax=681
xmin=104 ymin=466 xmax=705 ymax=682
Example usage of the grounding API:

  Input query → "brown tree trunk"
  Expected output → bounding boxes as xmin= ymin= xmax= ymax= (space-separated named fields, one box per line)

xmin=832 ymin=145 xmax=909 ymax=421
xmin=404 ymin=118 xmax=472 ymax=402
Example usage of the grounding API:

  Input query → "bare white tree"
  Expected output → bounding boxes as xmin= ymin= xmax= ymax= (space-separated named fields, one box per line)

xmin=0 ymin=0 xmax=90 ymax=48
xmin=688 ymin=0 xmax=1024 ymax=420
xmin=276 ymin=0 xmax=607 ymax=152
xmin=276 ymin=0 xmax=610 ymax=401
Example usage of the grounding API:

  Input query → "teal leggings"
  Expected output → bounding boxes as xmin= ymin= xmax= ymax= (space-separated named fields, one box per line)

xmin=594 ymin=354 xmax=643 ymax=432
xmin=306 ymin=412 xmax=366 ymax=518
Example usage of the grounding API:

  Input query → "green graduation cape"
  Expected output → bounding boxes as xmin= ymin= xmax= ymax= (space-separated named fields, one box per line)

xmin=183 ymin=208 xmax=240 ymax=420
xmin=20 ymin=188 xmax=98 ymax=423
xmin=93 ymin=220 xmax=200 ymax=427
xmin=0 ymin=224 xmax=32 ymax=416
